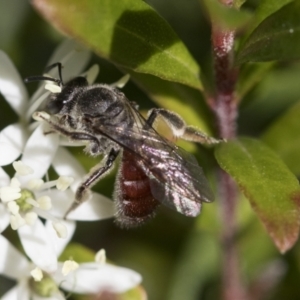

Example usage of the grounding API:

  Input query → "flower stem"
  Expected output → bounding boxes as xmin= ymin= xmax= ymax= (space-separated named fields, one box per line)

xmin=209 ymin=14 xmax=247 ymax=300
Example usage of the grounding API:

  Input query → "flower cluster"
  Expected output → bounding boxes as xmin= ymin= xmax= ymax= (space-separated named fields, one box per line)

xmin=0 ymin=40 xmax=142 ymax=299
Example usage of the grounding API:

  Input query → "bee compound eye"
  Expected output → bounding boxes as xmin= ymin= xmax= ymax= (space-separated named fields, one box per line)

xmin=46 ymin=98 xmax=64 ymax=114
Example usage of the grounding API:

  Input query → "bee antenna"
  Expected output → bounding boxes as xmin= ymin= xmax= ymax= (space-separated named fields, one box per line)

xmin=44 ymin=62 xmax=64 ymax=85
xmin=24 ymin=62 xmax=64 ymax=86
xmin=24 ymin=76 xmax=62 ymax=85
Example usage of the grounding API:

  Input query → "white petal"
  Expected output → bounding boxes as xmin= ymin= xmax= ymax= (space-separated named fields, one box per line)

xmin=18 ymin=218 xmax=58 ymax=273
xmin=69 ymin=192 xmax=115 ymax=221
xmin=52 ymin=221 xmax=68 ymax=238
xmin=48 ymin=189 xmax=115 ymax=221
xmin=26 ymin=91 xmax=50 ymax=122
xmin=19 ymin=124 xmax=59 ymax=183
xmin=16 ymin=279 xmax=30 ymax=300
xmin=83 ymin=64 xmax=99 ymax=85
xmin=45 ymin=219 xmax=76 ymax=257
xmin=2 ymin=280 xmax=30 ymax=300
xmin=0 ymin=50 xmax=28 ymax=116
xmin=28 ymin=39 xmax=90 ymax=108
xmin=46 ymin=39 xmax=91 ymax=83
xmin=54 ymin=262 xmax=142 ymax=294
xmin=1 ymin=286 xmax=18 ymax=300
xmin=0 ymin=203 xmax=10 ymax=233
xmin=0 ymin=166 xmax=10 ymax=186
xmin=110 ymin=74 xmax=130 ymax=89
xmin=0 ymin=124 xmax=28 ymax=166
xmin=52 ymin=147 xmax=86 ymax=183
xmin=0 ymin=235 xmax=29 ymax=279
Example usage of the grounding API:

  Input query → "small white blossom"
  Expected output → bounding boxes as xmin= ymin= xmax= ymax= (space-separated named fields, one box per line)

xmin=0 ymin=161 xmax=74 ymax=233
xmin=0 ymin=221 xmax=141 ymax=298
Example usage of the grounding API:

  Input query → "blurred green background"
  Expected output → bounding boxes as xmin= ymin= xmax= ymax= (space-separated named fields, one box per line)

xmin=1 ymin=1 xmax=300 ymax=299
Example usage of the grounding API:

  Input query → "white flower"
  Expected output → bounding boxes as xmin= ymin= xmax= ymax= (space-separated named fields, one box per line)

xmin=0 ymin=158 xmax=115 ymax=233
xmin=0 ymin=219 xmax=142 ymax=299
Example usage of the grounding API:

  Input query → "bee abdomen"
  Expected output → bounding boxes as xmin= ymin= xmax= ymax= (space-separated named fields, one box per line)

xmin=115 ymin=151 xmax=159 ymax=227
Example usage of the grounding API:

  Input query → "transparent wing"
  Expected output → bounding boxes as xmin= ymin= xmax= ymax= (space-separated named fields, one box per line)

xmin=94 ymin=117 xmax=214 ymax=217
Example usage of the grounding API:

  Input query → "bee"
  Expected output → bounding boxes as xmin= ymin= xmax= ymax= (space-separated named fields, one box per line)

xmin=26 ymin=63 xmax=221 ymax=227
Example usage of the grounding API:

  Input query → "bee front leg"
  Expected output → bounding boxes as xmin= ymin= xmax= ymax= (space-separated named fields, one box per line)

xmin=33 ymin=111 xmax=101 ymax=154
xmin=64 ymin=148 xmax=120 ymax=218
xmin=146 ymin=108 xmax=224 ymax=145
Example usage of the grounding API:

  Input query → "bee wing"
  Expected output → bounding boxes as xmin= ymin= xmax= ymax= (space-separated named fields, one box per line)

xmin=97 ymin=123 xmax=214 ymax=217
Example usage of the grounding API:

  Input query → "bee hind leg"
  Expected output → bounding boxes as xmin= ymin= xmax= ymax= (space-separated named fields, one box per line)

xmin=146 ymin=108 xmax=224 ymax=145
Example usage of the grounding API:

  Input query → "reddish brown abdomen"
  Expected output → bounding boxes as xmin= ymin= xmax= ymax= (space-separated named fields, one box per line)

xmin=116 ymin=150 xmax=159 ymax=227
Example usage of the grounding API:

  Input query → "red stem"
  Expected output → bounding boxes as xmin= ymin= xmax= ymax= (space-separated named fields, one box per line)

xmin=209 ymin=17 xmax=248 ymax=300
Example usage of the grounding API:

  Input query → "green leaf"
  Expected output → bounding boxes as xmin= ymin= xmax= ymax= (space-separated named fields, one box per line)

xmin=262 ymin=101 xmax=300 ymax=175
xmin=32 ymin=0 xmax=203 ymax=90
xmin=202 ymin=0 xmax=252 ymax=30
xmin=237 ymin=1 xmax=300 ymax=63
xmin=239 ymin=65 xmax=300 ymax=133
xmin=248 ymin=0 xmax=293 ymax=34
xmin=215 ymin=137 xmax=300 ymax=253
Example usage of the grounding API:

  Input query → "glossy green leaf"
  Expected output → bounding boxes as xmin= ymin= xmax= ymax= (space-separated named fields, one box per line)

xmin=239 ymin=64 xmax=300 ymax=133
xmin=262 ymin=101 xmax=300 ymax=175
xmin=215 ymin=137 xmax=300 ymax=253
xmin=202 ymin=0 xmax=252 ymax=30
xmin=247 ymin=0 xmax=293 ymax=34
xmin=237 ymin=1 xmax=300 ymax=63
xmin=32 ymin=0 xmax=202 ymax=90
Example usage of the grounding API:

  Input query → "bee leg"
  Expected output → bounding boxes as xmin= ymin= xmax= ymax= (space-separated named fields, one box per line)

xmin=64 ymin=148 xmax=120 ymax=218
xmin=34 ymin=111 xmax=102 ymax=150
xmin=146 ymin=108 xmax=224 ymax=145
